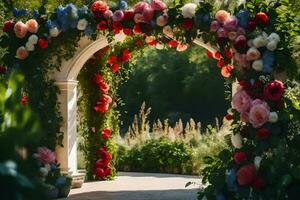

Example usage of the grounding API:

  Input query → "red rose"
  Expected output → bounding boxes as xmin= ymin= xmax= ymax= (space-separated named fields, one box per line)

xmin=3 ymin=20 xmax=14 ymax=32
xmin=38 ymin=38 xmax=48 ymax=49
xmin=123 ymin=28 xmax=132 ymax=35
xmin=135 ymin=40 xmax=143 ymax=46
xmin=101 ymin=94 xmax=112 ymax=104
xmin=108 ymin=55 xmax=118 ymax=65
xmin=101 ymin=128 xmax=111 ymax=140
xmin=225 ymin=114 xmax=233 ymax=121
xmin=102 ymin=46 xmax=110 ymax=53
xmin=104 ymin=167 xmax=112 ymax=176
xmin=168 ymin=40 xmax=178 ymax=48
xmin=236 ymin=164 xmax=256 ymax=185
xmin=95 ymin=168 xmax=105 ymax=177
xmin=133 ymin=24 xmax=142 ymax=34
xmin=112 ymin=21 xmax=123 ymax=34
xmin=255 ymin=12 xmax=269 ymax=25
xmin=256 ymin=128 xmax=271 ymax=139
xmin=234 ymin=35 xmax=247 ymax=51
xmin=94 ymin=74 xmax=104 ymax=85
xmin=214 ymin=51 xmax=222 ymax=60
xmin=120 ymin=49 xmax=131 ymax=62
xmin=124 ymin=10 xmax=134 ymax=21
xmin=21 ymin=95 xmax=27 ymax=105
xmin=253 ymin=177 xmax=266 ymax=190
xmin=111 ymin=63 xmax=120 ymax=73
xmin=246 ymin=20 xmax=256 ymax=31
xmin=182 ymin=19 xmax=193 ymax=30
xmin=97 ymin=20 xmax=108 ymax=31
xmin=221 ymin=64 xmax=234 ymax=78
xmin=207 ymin=51 xmax=213 ymax=58
xmin=95 ymin=158 xmax=109 ymax=168
xmin=224 ymin=48 xmax=233 ymax=59
xmin=0 ymin=66 xmax=7 ymax=74
xmin=91 ymin=1 xmax=109 ymax=14
xmin=217 ymin=59 xmax=225 ymax=68
xmin=99 ymin=82 xmax=109 ymax=94
xmin=233 ymin=152 xmax=247 ymax=164
xmin=264 ymin=80 xmax=284 ymax=101
xmin=94 ymin=102 xmax=109 ymax=112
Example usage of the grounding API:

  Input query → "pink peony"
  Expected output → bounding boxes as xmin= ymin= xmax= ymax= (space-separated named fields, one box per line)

xmin=232 ymin=90 xmax=252 ymax=113
xmin=112 ymin=10 xmax=124 ymax=22
xmin=249 ymin=99 xmax=270 ymax=128
xmin=223 ymin=16 xmax=238 ymax=31
xmin=34 ymin=147 xmax=56 ymax=165
xmin=26 ymin=19 xmax=39 ymax=33
xmin=217 ymin=27 xmax=227 ymax=38
xmin=215 ymin=10 xmax=230 ymax=23
xmin=210 ymin=20 xmax=220 ymax=32
xmin=151 ymin=0 xmax=166 ymax=11
xmin=14 ymin=21 xmax=28 ymax=38
xmin=16 ymin=46 xmax=29 ymax=60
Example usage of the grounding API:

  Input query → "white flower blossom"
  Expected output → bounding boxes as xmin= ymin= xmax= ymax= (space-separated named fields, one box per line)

xmin=77 ymin=18 xmax=88 ymax=31
xmin=28 ymin=34 xmax=38 ymax=45
xmin=49 ymin=27 xmax=60 ymax=37
xmin=182 ymin=3 xmax=197 ymax=19
xmin=25 ymin=42 xmax=35 ymax=51
xmin=252 ymin=59 xmax=263 ymax=71
xmin=269 ymin=112 xmax=279 ymax=123
xmin=231 ymin=133 xmax=242 ymax=149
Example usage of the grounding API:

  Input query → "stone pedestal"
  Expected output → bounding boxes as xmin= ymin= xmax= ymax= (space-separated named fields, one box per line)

xmin=55 ymin=80 xmax=78 ymax=175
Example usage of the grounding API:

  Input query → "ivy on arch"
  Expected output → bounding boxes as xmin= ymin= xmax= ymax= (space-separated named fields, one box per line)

xmin=0 ymin=0 xmax=299 ymax=199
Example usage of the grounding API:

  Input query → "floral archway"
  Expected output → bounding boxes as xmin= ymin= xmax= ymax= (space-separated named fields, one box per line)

xmin=0 ymin=0 xmax=299 ymax=199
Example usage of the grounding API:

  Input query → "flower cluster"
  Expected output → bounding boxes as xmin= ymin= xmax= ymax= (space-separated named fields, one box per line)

xmin=107 ymin=49 xmax=131 ymax=73
xmin=33 ymin=147 xmax=57 ymax=181
xmin=94 ymin=146 xmax=112 ymax=178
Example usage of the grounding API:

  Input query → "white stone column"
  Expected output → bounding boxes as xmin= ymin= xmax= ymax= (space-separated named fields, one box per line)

xmin=55 ymin=80 xmax=78 ymax=175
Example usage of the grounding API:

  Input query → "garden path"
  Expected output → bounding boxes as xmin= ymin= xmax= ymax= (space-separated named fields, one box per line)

xmin=62 ymin=172 xmax=200 ymax=200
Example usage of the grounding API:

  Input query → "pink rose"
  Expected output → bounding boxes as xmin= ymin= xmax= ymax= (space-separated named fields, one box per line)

xmin=134 ymin=2 xmax=149 ymax=13
xmin=104 ymin=10 xmax=113 ymax=19
xmin=156 ymin=13 xmax=168 ymax=27
xmin=217 ymin=27 xmax=227 ymax=38
xmin=142 ymin=6 xmax=154 ymax=22
xmin=210 ymin=20 xmax=220 ymax=32
xmin=249 ymin=99 xmax=270 ymax=128
xmin=234 ymin=53 xmax=249 ymax=68
xmin=26 ymin=19 xmax=39 ymax=33
xmin=112 ymin=10 xmax=124 ymax=22
xmin=14 ymin=21 xmax=28 ymax=38
xmin=223 ymin=16 xmax=238 ymax=31
xmin=16 ymin=46 xmax=29 ymax=60
xmin=232 ymin=90 xmax=252 ymax=113
xmin=34 ymin=147 xmax=56 ymax=165
xmin=246 ymin=47 xmax=261 ymax=61
xmin=151 ymin=0 xmax=166 ymax=11
xmin=215 ymin=10 xmax=230 ymax=23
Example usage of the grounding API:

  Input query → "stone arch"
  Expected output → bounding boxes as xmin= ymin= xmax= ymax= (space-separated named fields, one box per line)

xmin=51 ymin=33 xmax=217 ymax=175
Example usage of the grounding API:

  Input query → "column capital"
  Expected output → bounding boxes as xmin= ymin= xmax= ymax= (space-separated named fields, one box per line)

xmin=55 ymin=80 xmax=78 ymax=91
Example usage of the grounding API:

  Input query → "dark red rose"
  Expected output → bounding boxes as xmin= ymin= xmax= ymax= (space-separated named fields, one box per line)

xmin=124 ymin=10 xmax=135 ymax=21
xmin=112 ymin=21 xmax=123 ymax=34
xmin=95 ymin=168 xmax=105 ymax=177
xmin=264 ymin=80 xmax=284 ymax=101
xmin=233 ymin=152 xmax=247 ymax=164
xmin=246 ymin=20 xmax=256 ymax=31
xmin=0 ymin=66 xmax=7 ymax=74
xmin=207 ymin=51 xmax=213 ymax=58
xmin=91 ymin=1 xmax=109 ymax=14
xmin=182 ymin=19 xmax=193 ymax=30
xmin=225 ymin=114 xmax=233 ymax=121
xmin=214 ymin=51 xmax=222 ymax=60
xmin=168 ymin=40 xmax=178 ymax=48
xmin=108 ymin=55 xmax=118 ymax=65
xmin=123 ymin=28 xmax=132 ymax=35
xmin=234 ymin=35 xmax=247 ymax=51
xmin=38 ymin=38 xmax=48 ymax=49
xmin=253 ymin=177 xmax=266 ymax=190
xmin=102 ymin=128 xmax=111 ymax=140
xmin=256 ymin=128 xmax=271 ymax=139
xmin=97 ymin=20 xmax=108 ymax=31
xmin=224 ymin=48 xmax=233 ymax=59
xmin=236 ymin=164 xmax=256 ymax=185
xmin=255 ymin=12 xmax=269 ymax=25
xmin=111 ymin=63 xmax=120 ymax=73
xmin=120 ymin=49 xmax=131 ymax=62
xmin=21 ymin=95 xmax=27 ymax=105
xmin=3 ymin=20 xmax=14 ymax=32
xmin=95 ymin=158 xmax=109 ymax=168
xmin=104 ymin=167 xmax=112 ymax=176
xmin=217 ymin=59 xmax=225 ymax=68
xmin=133 ymin=23 xmax=142 ymax=34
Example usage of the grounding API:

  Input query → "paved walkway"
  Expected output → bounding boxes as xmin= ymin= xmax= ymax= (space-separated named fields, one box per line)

xmin=65 ymin=172 xmax=200 ymax=200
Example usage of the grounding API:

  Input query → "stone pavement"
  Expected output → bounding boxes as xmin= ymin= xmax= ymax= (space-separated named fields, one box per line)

xmin=64 ymin=172 xmax=200 ymax=200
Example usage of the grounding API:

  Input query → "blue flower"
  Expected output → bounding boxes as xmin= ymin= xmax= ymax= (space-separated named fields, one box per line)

xmin=84 ymin=25 xmax=93 ymax=36
xmin=78 ymin=6 xmax=88 ymax=16
xmin=56 ymin=4 xmax=79 ymax=31
xmin=46 ymin=20 xmax=58 ymax=29
xmin=50 ymin=164 xmax=57 ymax=171
xmin=119 ymin=0 xmax=128 ymax=10
xmin=13 ymin=8 xmax=20 ymax=17
xmin=236 ymin=9 xmax=250 ymax=28
xmin=33 ymin=9 xmax=40 ymax=18
xmin=13 ymin=8 xmax=28 ymax=17
xmin=55 ymin=176 xmax=67 ymax=186
xmin=225 ymin=169 xmax=237 ymax=192
xmin=262 ymin=50 xmax=275 ymax=73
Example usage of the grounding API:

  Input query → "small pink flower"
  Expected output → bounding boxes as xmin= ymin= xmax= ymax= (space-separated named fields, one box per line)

xmin=26 ymin=19 xmax=39 ymax=33
xmin=210 ymin=20 xmax=220 ymax=32
xmin=246 ymin=47 xmax=261 ymax=61
xmin=14 ymin=21 xmax=28 ymax=38
xmin=217 ymin=27 xmax=227 ymax=38
xmin=249 ymin=99 xmax=270 ymax=128
xmin=151 ymin=0 xmax=166 ymax=11
xmin=176 ymin=43 xmax=188 ymax=52
xmin=104 ymin=10 xmax=113 ymax=19
xmin=16 ymin=46 xmax=29 ymax=60
xmin=156 ymin=13 xmax=168 ymax=27
xmin=34 ymin=146 xmax=56 ymax=165
xmin=215 ymin=10 xmax=230 ymax=23
xmin=113 ymin=10 xmax=124 ymax=21
xmin=232 ymin=90 xmax=252 ymax=113
xmin=223 ymin=16 xmax=238 ymax=31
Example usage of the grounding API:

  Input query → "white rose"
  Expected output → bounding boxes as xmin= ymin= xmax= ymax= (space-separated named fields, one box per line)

xmin=49 ymin=27 xmax=60 ymax=37
xmin=44 ymin=163 xmax=51 ymax=171
xmin=266 ymin=40 xmax=278 ymax=51
xmin=269 ymin=112 xmax=278 ymax=123
xmin=156 ymin=43 xmax=164 ymax=50
xmin=252 ymin=59 xmax=263 ymax=71
xmin=28 ymin=34 xmax=38 ymax=45
xmin=246 ymin=47 xmax=261 ymax=61
xmin=77 ymin=18 xmax=88 ymax=31
xmin=182 ymin=3 xmax=197 ymax=19
xmin=247 ymin=39 xmax=254 ymax=47
xmin=268 ymin=33 xmax=280 ymax=43
xmin=231 ymin=133 xmax=242 ymax=149
xmin=253 ymin=35 xmax=268 ymax=48
xmin=163 ymin=25 xmax=173 ymax=37
xmin=40 ymin=167 xmax=49 ymax=177
xmin=25 ymin=42 xmax=35 ymax=51
xmin=254 ymin=156 xmax=262 ymax=169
